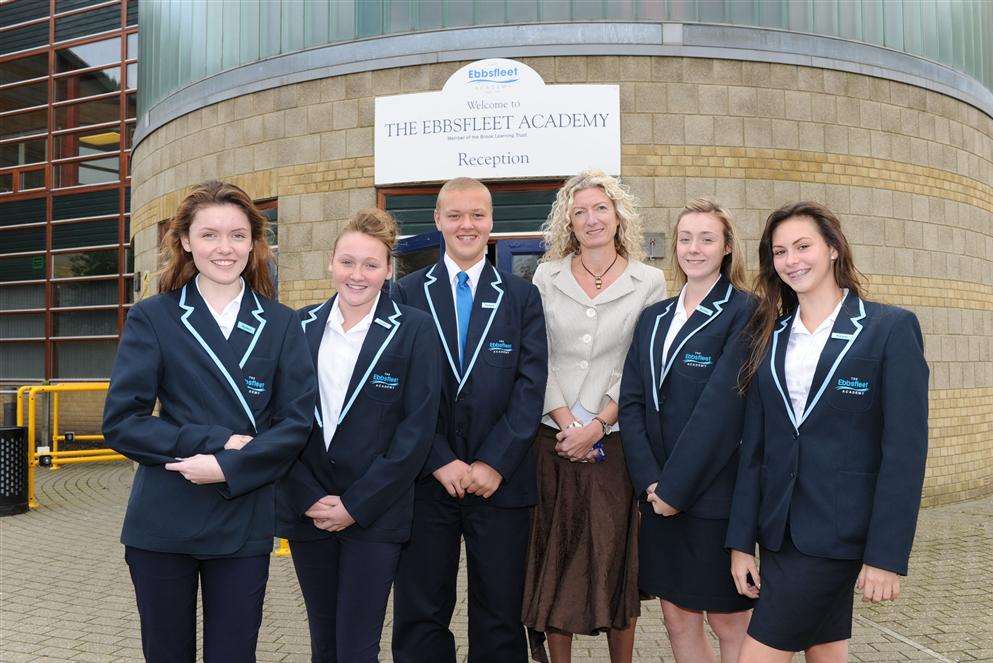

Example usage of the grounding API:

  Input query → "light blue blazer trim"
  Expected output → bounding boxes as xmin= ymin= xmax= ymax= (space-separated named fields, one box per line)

xmin=657 ymin=283 xmax=734 ymax=392
xmin=423 ymin=265 xmax=505 ymax=395
xmin=770 ymin=297 xmax=867 ymax=432
xmin=648 ymin=302 xmax=674 ymax=412
xmin=178 ymin=284 xmax=256 ymax=431
xmin=337 ymin=300 xmax=404 ymax=425
xmin=238 ymin=292 xmax=267 ymax=368
xmin=300 ymin=300 xmax=328 ymax=332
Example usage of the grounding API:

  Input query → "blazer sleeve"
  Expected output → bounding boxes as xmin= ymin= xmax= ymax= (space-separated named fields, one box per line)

xmin=475 ymin=283 xmax=549 ymax=479
xmin=282 ymin=443 xmax=329 ymax=518
xmin=656 ymin=301 xmax=751 ymax=511
xmin=725 ymin=379 xmax=764 ymax=554
xmin=213 ymin=315 xmax=317 ymax=499
xmin=618 ymin=311 xmax=663 ymax=495
xmin=340 ymin=317 xmax=442 ymax=527
xmin=532 ymin=266 xmax=568 ymax=415
xmin=605 ymin=268 xmax=667 ymax=404
xmin=862 ymin=310 xmax=929 ymax=575
xmin=103 ymin=305 xmax=234 ymax=465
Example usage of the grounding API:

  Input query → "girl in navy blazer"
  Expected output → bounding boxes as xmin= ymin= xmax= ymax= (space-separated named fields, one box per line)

xmin=619 ymin=199 xmax=754 ymax=662
xmin=726 ymin=202 xmax=929 ymax=660
xmin=103 ymin=181 xmax=316 ymax=662
xmin=276 ymin=209 xmax=441 ymax=663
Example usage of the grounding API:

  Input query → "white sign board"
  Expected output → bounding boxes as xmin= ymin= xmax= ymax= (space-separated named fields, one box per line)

xmin=374 ymin=58 xmax=620 ymax=185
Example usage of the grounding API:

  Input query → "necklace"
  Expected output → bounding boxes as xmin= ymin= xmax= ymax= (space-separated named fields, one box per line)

xmin=579 ymin=253 xmax=619 ymax=289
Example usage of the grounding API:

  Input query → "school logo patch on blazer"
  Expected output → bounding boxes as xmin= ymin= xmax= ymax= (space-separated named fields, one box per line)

xmin=835 ymin=376 xmax=870 ymax=396
xmin=488 ymin=340 xmax=513 ymax=355
xmin=683 ymin=351 xmax=713 ymax=368
xmin=245 ymin=375 xmax=266 ymax=395
xmin=370 ymin=372 xmax=400 ymax=390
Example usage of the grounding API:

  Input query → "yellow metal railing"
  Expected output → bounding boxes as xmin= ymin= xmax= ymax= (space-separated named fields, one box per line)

xmin=16 ymin=382 xmax=125 ymax=508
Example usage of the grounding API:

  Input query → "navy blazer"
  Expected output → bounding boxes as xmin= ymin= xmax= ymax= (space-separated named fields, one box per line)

xmin=726 ymin=293 xmax=929 ymax=575
xmin=276 ymin=295 xmax=441 ymax=543
xmin=394 ymin=258 xmax=548 ymax=508
xmin=619 ymin=278 xmax=755 ymax=519
xmin=103 ymin=281 xmax=316 ymax=557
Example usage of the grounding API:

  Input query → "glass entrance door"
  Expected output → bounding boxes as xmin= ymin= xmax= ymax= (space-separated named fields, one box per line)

xmin=393 ymin=233 xmax=545 ymax=283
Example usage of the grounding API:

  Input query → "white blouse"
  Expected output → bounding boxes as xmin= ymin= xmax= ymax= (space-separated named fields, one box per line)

xmin=317 ymin=293 xmax=379 ymax=449
xmin=661 ymin=277 xmax=720 ymax=366
xmin=785 ymin=290 xmax=848 ymax=419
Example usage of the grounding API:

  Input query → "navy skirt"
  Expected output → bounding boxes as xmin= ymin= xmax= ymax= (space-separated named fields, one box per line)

xmin=638 ymin=504 xmax=753 ymax=613
xmin=747 ymin=531 xmax=862 ymax=651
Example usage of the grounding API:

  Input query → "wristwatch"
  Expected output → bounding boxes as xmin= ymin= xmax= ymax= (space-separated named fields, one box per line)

xmin=593 ymin=416 xmax=610 ymax=438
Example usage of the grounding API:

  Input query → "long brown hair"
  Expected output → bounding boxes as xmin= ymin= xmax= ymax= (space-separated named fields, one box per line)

xmin=670 ymin=198 xmax=748 ymax=291
xmin=158 ymin=181 xmax=275 ymax=297
xmin=739 ymin=201 xmax=864 ymax=390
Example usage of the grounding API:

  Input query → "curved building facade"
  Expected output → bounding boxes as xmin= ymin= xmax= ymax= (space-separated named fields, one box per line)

xmin=129 ymin=1 xmax=993 ymax=507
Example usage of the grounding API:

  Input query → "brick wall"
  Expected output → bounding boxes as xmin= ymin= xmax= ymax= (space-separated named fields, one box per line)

xmin=130 ymin=56 xmax=993 ymax=505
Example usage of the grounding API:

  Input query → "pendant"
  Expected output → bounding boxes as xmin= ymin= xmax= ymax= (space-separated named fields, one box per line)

xmin=594 ymin=277 xmax=603 ymax=289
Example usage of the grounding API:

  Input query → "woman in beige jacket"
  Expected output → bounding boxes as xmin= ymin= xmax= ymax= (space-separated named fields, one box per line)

xmin=523 ymin=170 xmax=666 ymax=663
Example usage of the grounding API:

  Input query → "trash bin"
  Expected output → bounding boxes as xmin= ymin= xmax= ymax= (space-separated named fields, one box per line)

xmin=0 ymin=427 xmax=28 ymax=516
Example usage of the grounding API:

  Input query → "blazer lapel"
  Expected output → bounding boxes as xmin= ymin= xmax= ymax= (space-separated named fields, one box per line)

xmin=336 ymin=296 xmax=404 ymax=426
xmin=648 ymin=301 xmax=675 ymax=412
xmin=768 ymin=312 xmax=798 ymax=433
xmin=227 ymin=290 xmax=268 ymax=369
xmin=458 ymin=263 xmax=504 ymax=395
xmin=423 ymin=260 xmax=462 ymax=385
xmin=798 ymin=293 xmax=867 ymax=427
xmin=176 ymin=283 xmax=257 ymax=431
xmin=659 ymin=279 xmax=734 ymax=386
xmin=300 ymin=297 xmax=334 ymax=428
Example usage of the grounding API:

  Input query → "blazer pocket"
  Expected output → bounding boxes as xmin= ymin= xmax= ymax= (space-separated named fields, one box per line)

xmin=835 ymin=470 xmax=877 ymax=544
xmin=362 ymin=354 xmax=405 ymax=403
xmin=672 ymin=344 xmax=720 ymax=383
xmin=481 ymin=329 xmax=518 ymax=369
xmin=827 ymin=358 xmax=879 ymax=414
xmin=241 ymin=357 xmax=276 ymax=412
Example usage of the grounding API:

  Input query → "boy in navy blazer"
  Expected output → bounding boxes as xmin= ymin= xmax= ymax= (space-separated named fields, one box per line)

xmin=391 ymin=178 xmax=548 ymax=663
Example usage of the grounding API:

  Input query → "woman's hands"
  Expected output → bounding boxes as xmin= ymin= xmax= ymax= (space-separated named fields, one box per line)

xmin=857 ymin=564 xmax=901 ymax=602
xmin=554 ymin=422 xmax=602 ymax=461
xmin=165 ymin=455 xmax=225 ymax=484
xmin=305 ymin=495 xmax=355 ymax=533
xmin=731 ymin=550 xmax=761 ymax=599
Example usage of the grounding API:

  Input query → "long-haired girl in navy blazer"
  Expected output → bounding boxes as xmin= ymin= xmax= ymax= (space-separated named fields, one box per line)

xmin=726 ymin=202 xmax=929 ymax=660
xmin=102 ymin=181 xmax=316 ymax=662
xmin=276 ymin=209 xmax=441 ymax=663
xmin=619 ymin=199 xmax=755 ymax=662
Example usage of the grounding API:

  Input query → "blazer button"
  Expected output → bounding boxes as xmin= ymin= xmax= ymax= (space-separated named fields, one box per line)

xmin=789 ymin=471 xmax=796 ymax=478
xmin=792 ymin=431 xmax=799 ymax=439
xmin=586 ymin=308 xmax=596 ymax=318
xmin=579 ymin=360 xmax=589 ymax=369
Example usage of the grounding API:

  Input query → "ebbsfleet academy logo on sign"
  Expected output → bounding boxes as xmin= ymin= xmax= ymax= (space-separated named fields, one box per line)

xmin=374 ymin=57 xmax=620 ymax=184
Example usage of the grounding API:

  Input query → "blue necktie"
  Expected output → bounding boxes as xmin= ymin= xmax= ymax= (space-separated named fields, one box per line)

xmin=456 ymin=271 xmax=472 ymax=370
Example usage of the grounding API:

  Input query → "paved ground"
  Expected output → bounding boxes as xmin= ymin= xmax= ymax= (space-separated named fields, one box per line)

xmin=1 ymin=462 xmax=991 ymax=662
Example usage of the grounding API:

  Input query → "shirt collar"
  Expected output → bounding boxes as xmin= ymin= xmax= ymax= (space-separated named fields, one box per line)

xmin=195 ymin=274 xmax=244 ymax=318
xmin=329 ymin=291 xmax=380 ymax=335
xmin=792 ymin=288 xmax=849 ymax=336
xmin=675 ymin=275 xmax=721 ymax=319
xmin=444 ymin=253 xmax=487 ymax=286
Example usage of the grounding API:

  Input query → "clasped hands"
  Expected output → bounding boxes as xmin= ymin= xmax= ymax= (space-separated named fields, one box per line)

xmin=645 ymin=481 xmax=679 ymax=517
xmin=553 ymin=421 xmax=602 ymax=462
xmin=432 ymin=460 xmax=502 ymax=499
xmin=305 ymin=495 xmax=356 ymax=532
xmin=164 ymin=434 xmax=252 ymax=485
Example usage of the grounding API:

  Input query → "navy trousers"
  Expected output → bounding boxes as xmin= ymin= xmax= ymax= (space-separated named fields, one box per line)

xmin=124 ymin=546 xmax=270 ymax=663
xmin=392 ymin=497 xmax=532 ymax=663
xmin=289 ymin=536 xmax=401 ymax=663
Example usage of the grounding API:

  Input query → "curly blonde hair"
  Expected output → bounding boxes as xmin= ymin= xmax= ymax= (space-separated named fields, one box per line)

xmin=540 ymin=170 xmax=646 ymax=262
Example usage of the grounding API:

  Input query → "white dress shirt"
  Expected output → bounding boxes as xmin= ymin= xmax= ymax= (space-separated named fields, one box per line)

xmin=317 ymin=293 xmax=379 ymax=449
xmin=785 ymin=289 xmax=849 ymax=419
xmin=444 ymin=253 xmax=486 ymax=328
xmin=196 ymin=274 xmax=244 ymax=340
xmin=661 ymin=276 xmax=720 ymax=366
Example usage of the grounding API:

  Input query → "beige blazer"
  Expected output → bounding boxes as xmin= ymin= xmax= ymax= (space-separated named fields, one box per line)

xmin=532 ymin=255 xmax=666 ymax=419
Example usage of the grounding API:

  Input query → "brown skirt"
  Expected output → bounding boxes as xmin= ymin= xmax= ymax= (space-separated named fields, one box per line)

xmin=522 ymin=425 xmax=640 ymax=659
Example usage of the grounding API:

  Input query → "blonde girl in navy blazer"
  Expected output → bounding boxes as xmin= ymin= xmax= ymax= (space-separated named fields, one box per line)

xmin=276 ymin=209 xmax=441 ymax=663
xmin=619 ymin=199 xmax=755 ymax=662
xmin=726 ymin=202 xmax=928 ymax=660
xmin=103 ymin=181 xmax=316 ymax=662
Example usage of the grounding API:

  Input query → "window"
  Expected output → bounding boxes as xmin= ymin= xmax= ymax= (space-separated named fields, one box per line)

xmin=1 ymin=108 xmax=47 ymax=141
xmin=55 ymin=95 xmax=121 ymax=130
xmin=54 ymin=128 xmax=122 ymax=159
xmin=0 ymin=53 xmax=47 ymax=85
xmin=56 ymin=37 xmax=120 ymax=73
xmin=55 ymin=65 xmax=123 ymax=101
xmin=0 ymin=79 xmax=47 ymax=113
xmin=0 ymin=138 xmax=47 ymax=168
xmin=55 ymin=155 xmax=121 ymax=187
